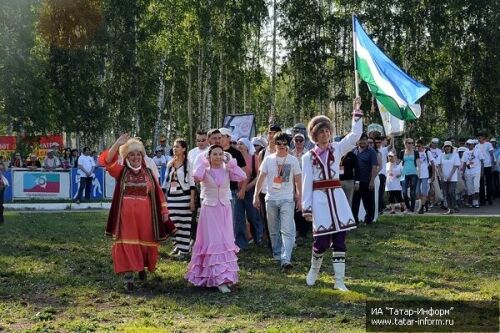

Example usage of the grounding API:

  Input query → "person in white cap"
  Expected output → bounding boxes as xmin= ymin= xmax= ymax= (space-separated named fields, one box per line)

xmin=385 ymin=151 xmax=405 ymax=214
xmin=461 ymin=139 xmax=484 ymax=208
xmin=251 ymin=137 xmax=267 ymax=156
xmin=429 ymin=138 xmax=444 ymax=209
xmin=301 ymin=97 xmax=363 ymax=292
xmin=291 ymin=133 xmax=309 ymax=244
xmin=436 ymin=141 xmax=461 ymax=214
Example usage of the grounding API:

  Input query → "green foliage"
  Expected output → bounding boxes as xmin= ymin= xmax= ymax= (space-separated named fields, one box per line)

xmin=0 ymin=0 xmax=498 ymax=149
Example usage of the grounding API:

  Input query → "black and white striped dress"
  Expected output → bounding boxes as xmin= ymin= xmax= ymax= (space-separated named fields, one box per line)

xmin=164 ymin=162 xmax=194 ymax=254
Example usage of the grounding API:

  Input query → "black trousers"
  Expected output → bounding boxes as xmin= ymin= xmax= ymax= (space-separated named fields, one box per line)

xmin=378 ymin=174 xmax=386 ymax=213
xmin=294 ymin=210 xmax=309 ymax=238
xmin=352 ymin=182 xmax=375 ymax=224
xmin=480 ymin=167 xmax=493 ymax=204
xmin=77 ymin=177 xmax=93 ymax=201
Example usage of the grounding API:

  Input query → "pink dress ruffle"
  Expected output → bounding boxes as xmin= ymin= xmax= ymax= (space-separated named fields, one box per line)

xmin=185 ymin=168 xmax=240 ymax=287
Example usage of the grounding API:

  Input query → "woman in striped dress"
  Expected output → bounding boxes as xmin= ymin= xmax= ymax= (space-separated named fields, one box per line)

xmin=163 ymin=139 xmax=195 ymax=259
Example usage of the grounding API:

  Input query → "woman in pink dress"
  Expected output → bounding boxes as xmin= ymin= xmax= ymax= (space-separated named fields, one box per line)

xmin=185 ymin=145 xmax=247 ymax=293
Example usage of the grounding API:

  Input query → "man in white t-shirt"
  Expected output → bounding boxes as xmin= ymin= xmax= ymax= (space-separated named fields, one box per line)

xmin=152 ymin=149 xmax=167 ymax=167
xmin=253 ymin=132 xmax=302 ymax=271
xmin=429 ymin=138 xmax=445 ymax=207
xmin=461 ymin=139 xmax=484 ymax=208
xmin=436 ymin=141 xmax=461 ymax=214
xmin=43 ymin=150 xmax=61 ymax=170
xmin=76 ymin=147 xmax=96 ymax=203
xmin=477 ymin=132 xmax=495 ymax=205
xmin=188 ymin=130 xmax=209 ymax=166
xmin=375 ymin=136 xmax=391 ymax=214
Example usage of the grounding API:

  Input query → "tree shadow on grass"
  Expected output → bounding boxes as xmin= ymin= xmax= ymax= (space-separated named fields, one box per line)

xmin=0 ymin=212 xmax=497 ymax=329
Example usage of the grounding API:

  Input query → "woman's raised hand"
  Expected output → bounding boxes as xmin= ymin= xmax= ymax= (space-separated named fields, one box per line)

xmin=116 ymin=133 xmax=130 ymax=146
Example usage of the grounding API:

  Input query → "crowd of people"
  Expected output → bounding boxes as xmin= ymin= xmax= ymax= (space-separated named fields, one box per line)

xmin=96 ymin=103 xmax=500 ymax=293
xmin=2 ymin=105 xmax=498 ymax=293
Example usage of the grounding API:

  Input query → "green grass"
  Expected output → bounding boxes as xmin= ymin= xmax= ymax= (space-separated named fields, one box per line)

xmin=0 ymin=212 xmax=498 ymax=332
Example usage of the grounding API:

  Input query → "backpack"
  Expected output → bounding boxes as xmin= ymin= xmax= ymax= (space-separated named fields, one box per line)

xmin=399 ymin=150 xmax=419 ymax=167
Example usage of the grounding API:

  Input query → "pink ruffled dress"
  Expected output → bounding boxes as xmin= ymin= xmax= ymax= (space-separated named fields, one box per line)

xmin=185 ymin=158 xmax=246 ymax=287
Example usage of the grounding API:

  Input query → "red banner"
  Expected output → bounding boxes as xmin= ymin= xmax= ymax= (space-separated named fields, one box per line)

xmin=0 ymin=136 xmax=17 ymax=151
xmin=0 ymin=135 xmax=64 ymax=159
xmin=39 ymin=135 xmax=64 ymax=150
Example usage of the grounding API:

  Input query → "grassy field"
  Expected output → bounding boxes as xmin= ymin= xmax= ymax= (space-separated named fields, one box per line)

xmin=0 ymin=212 xmax=498 ymax=332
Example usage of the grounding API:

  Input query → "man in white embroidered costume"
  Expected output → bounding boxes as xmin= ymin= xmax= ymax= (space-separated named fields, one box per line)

xmin=302 ymin=98 xmax=363 ymax=291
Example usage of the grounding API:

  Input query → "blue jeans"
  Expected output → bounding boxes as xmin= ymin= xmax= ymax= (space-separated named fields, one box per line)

xmin=265 ymin=198 xmax=296 ymax=265
xmin=403 ymin=174 xmax=418 ymax=211
xmin=233 ymin=188 xmax=264 ymax=249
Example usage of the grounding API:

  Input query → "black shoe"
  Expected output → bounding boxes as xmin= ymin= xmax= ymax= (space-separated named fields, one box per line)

xmin=138 ymin=270 xmax=146 ymax=281
xmin=124 ymin=282 xmax=134 ymax=292
xmin=281 ymin=263 xmax=293 ymax=272
xmin=417 ymin=209 xmax=424 ymax=214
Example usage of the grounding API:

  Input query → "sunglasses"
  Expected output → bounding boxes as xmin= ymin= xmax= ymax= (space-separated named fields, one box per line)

xmin=406 ymin=142 xmax=414 ymax=144
xmin=375 ymin=141 xmax=381 ymax=144
xmin=196 ymin=139 xmax=206 ymax=142
xmin=416 ymin=145 xmax=422 ymax=148
xmin=276 ymin=141 xmax=288 ymax=146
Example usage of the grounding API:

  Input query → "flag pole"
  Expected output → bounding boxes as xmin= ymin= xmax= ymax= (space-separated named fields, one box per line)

xmin=352 ymin=14 xmax=360 ymax=98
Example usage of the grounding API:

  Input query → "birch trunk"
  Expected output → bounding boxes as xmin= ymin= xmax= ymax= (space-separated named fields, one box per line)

xmin=153 ymin=57 xmax=166 ymax=149
xmin=187 ymin=64 xmax=193 ymax=144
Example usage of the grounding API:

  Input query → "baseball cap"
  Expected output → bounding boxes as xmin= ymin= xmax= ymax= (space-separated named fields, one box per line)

xmin=268 ymin=124 xmax=282 ymax=132
xmin=388 ymin=151 xmax=395 ymax=157
xmin=491 ymin=138 xmax=497 ymax=142
xmin=218 ymin=127 xmax=232 ymax=137
xmin=431 ymin=138 xmax=439 ymax=144
xmin=293 ymin=133 xmax=305 ymax=140
xmin=457 ymin=147 xmax=467 ymax=152
xmin=443 ymin=141 xmax=453 ymax=148
xmin=252 ymin=137 xmax=267 ymax=148
xmin=466 ymin=139 xmax=475 ymax=145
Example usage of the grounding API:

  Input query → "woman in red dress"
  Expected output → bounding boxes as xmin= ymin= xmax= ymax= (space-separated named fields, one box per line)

xmin=99 ymin=133 xmax=176 ymax=290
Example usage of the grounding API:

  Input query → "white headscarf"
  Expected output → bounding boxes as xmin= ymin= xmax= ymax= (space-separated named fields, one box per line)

xmin=237 ymin=137 xmax=255 ymax=155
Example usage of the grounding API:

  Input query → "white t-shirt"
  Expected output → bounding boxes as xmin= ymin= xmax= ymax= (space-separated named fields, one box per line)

xmin=418 ymin=150 xmax=434 ymax=179
xmin=385 ymin=163 xmax=402 ymax=191
xmin=260 ymin=153 xmax=301 ymax=201
xmin=437 ymin=152 xmax=461 ymax=181
xmin=477 ymin=142 xmax=494 ymax=167
xmin=188 ymin=147 xmax=208 ymax=166
xmin=378 ymin=146 xmax=388 ymax=176
xmin=77 ymin=155 xmax=96 ymax=177
xmin=461 ymin=148 xmax=484 ymax=175
xmin=152 ymin=155 xmax=167 ymax=167
xmin=429 ymin=147 xmax=442 ymax=161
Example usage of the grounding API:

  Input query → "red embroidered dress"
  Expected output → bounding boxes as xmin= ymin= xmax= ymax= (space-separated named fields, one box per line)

xmin=99 ymin=151 xmax=176 ymax=274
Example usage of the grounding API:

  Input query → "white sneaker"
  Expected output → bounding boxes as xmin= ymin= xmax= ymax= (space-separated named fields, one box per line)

xmin=218 ymin=284 xmax=231 ymax=293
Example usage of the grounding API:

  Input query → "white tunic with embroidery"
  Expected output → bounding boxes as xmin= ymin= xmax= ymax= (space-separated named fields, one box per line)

xmin=302 ymin=118 xmax=362 ymax=236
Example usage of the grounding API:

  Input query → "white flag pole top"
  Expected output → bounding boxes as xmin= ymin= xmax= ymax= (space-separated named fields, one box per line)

xmin=352 ymin=14 xmax=360 ymax=98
